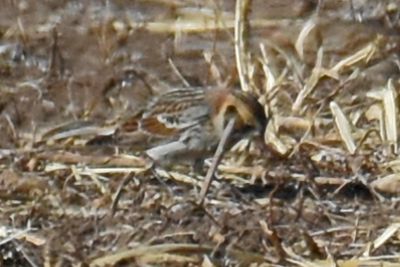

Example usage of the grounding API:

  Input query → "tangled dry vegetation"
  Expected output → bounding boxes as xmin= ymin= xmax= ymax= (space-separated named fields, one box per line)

xmin=1 ymin=0 xmax=400 ymax=266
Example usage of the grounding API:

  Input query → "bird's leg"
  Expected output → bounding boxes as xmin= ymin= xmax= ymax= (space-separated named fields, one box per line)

xmin=198 ymin=117 xmax=236 ymax=205
xmin=192 ymin=158 xmax=206 ymax=175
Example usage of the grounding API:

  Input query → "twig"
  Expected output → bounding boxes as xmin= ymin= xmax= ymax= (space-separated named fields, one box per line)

xmin=12 ymin=240 xmax=39 ymax=267
xmin=198 ymin=117 xmax=236 ymax=205
xmin=110 ymin=172 xmax=135 ymax=216
xmin=168 ymin=58 xmax=191 ymax=87
xmin=48 ymin=27 xmax=64 ymax=78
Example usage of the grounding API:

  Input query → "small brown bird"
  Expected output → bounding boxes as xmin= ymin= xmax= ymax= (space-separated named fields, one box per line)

xmin=117 ymin=86 xmax=267 ymax=168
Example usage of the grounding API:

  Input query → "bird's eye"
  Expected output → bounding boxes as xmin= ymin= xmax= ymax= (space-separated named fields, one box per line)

xmin=164 ymin=116 xmax=176 ymax=125
xmin=225 ymin=105 xmax=236 ymax=115
xmin=224 ymin=106 xmax=238 ymax=126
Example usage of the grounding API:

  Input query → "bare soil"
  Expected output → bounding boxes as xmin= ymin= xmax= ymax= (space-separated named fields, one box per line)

xmin=1 ymin=1 xmax=400 ymax=266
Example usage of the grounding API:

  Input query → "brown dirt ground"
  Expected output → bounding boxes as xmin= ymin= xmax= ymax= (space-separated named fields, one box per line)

xmin=1 ymin=1 xmax=400 ymax=266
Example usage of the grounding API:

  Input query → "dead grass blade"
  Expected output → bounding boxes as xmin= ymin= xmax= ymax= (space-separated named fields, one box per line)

xmin=234 ymin=0 xmax=251 ymax=93
xmin=367 ymin=79 xmax=398 ymax=153
xmin=293 ymin=47 xmax=338 ymax=113
xmin=295 ymin=18 xmax=316 ymax=60
xmin=330 ymin=101 xmax=356 ymax=154
xmin=155 ymin=168 xmax=203 ymax=187
xmin=259 ymin=43 xmax=277 ymax=93
xmin=382 ymin=79 xmax=398 ymax=153
xmin=371 ymin=174 xmax=400 ymax=194
xmin=38 ymin=152 xmax=149 ymax=168
xmin=330 ymin=37 xmax=379 ymax=74
xmin=369 ymin=223 xmax=400 ymax=254
xmin=89 ymin=243 xmax=210 ymax=267
xmin=37 ymin=120 xmax=116 ymax=143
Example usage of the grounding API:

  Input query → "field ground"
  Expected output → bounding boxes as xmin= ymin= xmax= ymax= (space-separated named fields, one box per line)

xmin=0 ymin=1 xmax=400 ymax=266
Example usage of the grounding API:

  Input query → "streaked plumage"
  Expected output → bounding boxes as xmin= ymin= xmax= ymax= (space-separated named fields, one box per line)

xmin=118 ymin=86 xmax=267 ymax=165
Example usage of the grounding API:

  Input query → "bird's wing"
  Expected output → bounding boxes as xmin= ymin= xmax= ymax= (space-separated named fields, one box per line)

xmin=139 ymin=88 xmax=211 ymax=137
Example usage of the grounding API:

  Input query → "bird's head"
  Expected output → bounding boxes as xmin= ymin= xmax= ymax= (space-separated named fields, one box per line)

xmin=207 ymin=88 xmax=268 ymax=139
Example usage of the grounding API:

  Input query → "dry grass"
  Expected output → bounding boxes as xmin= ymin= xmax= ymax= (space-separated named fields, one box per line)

xmin=0 ymin=0 xmax=400 ymax=266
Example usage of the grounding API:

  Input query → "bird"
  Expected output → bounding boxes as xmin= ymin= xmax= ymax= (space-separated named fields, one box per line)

xmin=115 ymin=86 xmax=268 ymax=169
